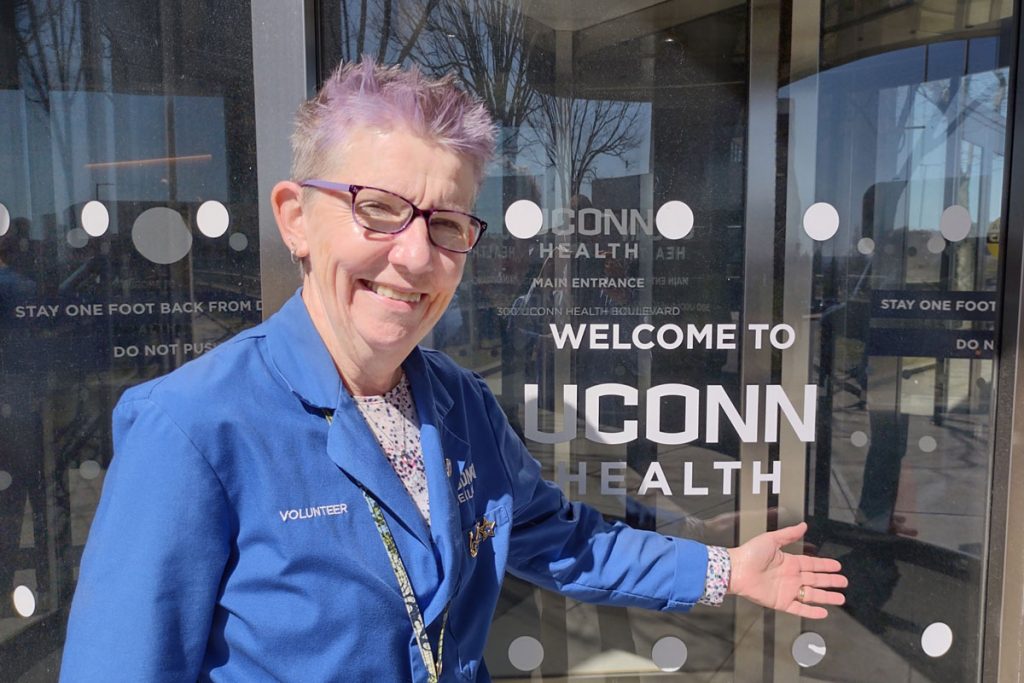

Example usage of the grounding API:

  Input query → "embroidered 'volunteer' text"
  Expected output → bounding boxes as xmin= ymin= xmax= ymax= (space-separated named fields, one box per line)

xmin=279 ymin=503 xmax=349 ymax=522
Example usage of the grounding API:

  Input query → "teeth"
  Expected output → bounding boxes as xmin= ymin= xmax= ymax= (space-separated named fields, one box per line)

xmin=370 ymin=283 xmax=422 ymax=303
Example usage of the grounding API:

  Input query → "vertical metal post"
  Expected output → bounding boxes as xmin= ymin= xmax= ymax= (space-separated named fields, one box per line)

xmin=537 ymin=29 xmax=573 ymax=679
xmin=252 ymin=0 xmax=317 ymax=319
xmin=773 ymin=0 xmax=821 ymax=680
xmin=983 ymin=2 xmax=1024 ymax=680
xmin=735 ymin=1 xmax=781 ymax=680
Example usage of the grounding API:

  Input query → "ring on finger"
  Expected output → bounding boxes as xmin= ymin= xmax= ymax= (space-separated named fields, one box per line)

xmin=797 ymin=586 xmax=806 ymax=602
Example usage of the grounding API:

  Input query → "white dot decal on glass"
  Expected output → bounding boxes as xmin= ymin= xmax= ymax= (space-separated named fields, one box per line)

xmin=81 ymin=200 xmax=110 ymax=237
xmin=504 ymin=200 xmax=543 ymax=239
xmin=508 ymin=636 xmax=544 ymax=671
xmin=792 ymin=632 xmax=827 ymax=668
xmin=0 ymin=470 xmax=11 ymax=491
xmin=940 ymin=205 xmax=971 ymax=242
xmin=919 ymin=436 xmax=937 ymax=453
xmin=13 ymin=586 xmax=35 ymax=617
xmin=927 ymin=234 xmax=947 ymax=254
xmin=229 ymin=233 xmax=248 ymax=251
xmin=132 ymin=207 xmax=192 ymax=264
xmin=857 ymin=237 xmax=875 ymax=255
xmin=802 ymin=203 xmax=840 ymax=241
xmin=850 ymin=431 xmax=868 ymax=447
xmin=922 ymin=622 xmax=953 ymax=657
xmin=197 ymin=200 xmax=230 ymax=238
xmin=651 ymin=636 xmax=688 ymax=672
xmin=66 ymin=228 xmax=89 ymax=248
xmin=0 ymin=202 xmax=9 ymax=236
xmin=79 ymin=460 xmax=101 ymax=480
xmin=655 ymin=201 xmax=694 ymax=240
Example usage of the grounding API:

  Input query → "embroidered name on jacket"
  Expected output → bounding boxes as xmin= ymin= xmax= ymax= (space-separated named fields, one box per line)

xmin=278 ymin=503 xmax=349 ymax=522
xmin=457 ymin=464 xmax=477 ymax=503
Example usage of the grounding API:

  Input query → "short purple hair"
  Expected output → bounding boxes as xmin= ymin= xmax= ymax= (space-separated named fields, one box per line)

xmin=291 ymin=59 xmax=496 ymax=184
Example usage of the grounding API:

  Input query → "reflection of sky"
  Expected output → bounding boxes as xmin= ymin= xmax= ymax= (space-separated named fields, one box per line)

xmin=785 ymin=38 xmax=1008 ymax=248
xmin=898 ymin=67 xmax=1007 ymax=233
xmin=61 ymin=92 xmax=227 ymax=213
xmin=2 ymin=90 xmax=227 ymax=235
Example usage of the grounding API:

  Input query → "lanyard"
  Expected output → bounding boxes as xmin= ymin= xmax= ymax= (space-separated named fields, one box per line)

xmin=325 ymin=410 xmax=449 ymax=682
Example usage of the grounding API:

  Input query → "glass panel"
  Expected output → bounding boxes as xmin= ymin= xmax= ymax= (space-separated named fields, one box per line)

xmin=782 ymin=1 xmax=1012 ymax=680
xmin=0 ymin=1 xmax=259 ymax=677
xmin=321 ymin=1 xmax=749 ymax=679
xmin=317 ymin=0 xmax=1014 ymax=681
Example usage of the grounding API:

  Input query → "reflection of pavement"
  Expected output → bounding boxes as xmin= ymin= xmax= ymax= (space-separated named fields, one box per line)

xmin=830 ymin=359 xmax=989 ymax=555
xmin=488 ymin=551 xmax=949 ymax=681
xmin=488 ymin=580 xmax=737 ymax=679
xmin=487 ymin=436 xmax=745 ymax=679
xmin=487 ymin=590 xmax=918 ymax=680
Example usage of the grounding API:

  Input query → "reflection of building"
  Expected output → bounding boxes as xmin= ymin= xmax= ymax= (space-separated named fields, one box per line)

xmin=2 ymin=1 xmax=1024 ymax=681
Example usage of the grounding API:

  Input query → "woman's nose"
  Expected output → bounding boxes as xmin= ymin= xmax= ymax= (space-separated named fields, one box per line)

xmin=387 ymin=216 xmax=434 ymax=272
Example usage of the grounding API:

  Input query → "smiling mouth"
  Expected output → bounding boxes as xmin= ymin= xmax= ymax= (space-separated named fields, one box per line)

xmin=365 ymin=281 xmax=423 ymax=304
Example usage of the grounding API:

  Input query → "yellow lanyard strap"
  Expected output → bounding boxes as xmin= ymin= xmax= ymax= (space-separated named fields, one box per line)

xmin=325 ymin=410 xmax=448 ymax=681
xmin=362 ymin=490 xmax=448 ymax=682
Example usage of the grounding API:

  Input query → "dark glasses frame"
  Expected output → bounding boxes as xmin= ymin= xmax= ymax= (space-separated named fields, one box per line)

xmin=299 ymin=179 xmax=487 ymax=253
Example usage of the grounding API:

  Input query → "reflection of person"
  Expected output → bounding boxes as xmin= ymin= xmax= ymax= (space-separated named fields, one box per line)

xmin=62 ymin=61 xmax=846 ymax=680
xmin=0 ymin=222 xmax=49 ymax=617
xmin=850 ymin=183 xmax=917 ymax=537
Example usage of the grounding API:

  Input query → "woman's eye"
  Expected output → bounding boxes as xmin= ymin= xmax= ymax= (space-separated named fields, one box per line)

xmin=431 ymin=218 xmax=464 ymax=235
xmin=359 ymin=202 xmax=399 ymax=217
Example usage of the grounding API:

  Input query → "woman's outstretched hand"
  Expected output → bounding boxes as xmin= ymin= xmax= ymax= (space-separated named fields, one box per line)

xmin=727 ymin=522 xmax=847 ymax=619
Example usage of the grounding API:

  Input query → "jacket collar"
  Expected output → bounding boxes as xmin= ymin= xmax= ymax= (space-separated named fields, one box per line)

xmin=262 ymin=289 xmax=342 ymax=410
xmin=263 ymin=289 xmax=456 ymax=423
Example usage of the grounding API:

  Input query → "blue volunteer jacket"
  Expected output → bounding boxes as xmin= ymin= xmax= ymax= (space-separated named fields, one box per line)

xmin=61 ymin=290 xmax=709 ymax=682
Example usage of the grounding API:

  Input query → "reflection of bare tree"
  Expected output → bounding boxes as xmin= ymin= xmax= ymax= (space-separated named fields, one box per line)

xmin=12 ymin=0 xmax=92 ymax=212
xmin=326 ymin=0 xmax=438 ymax=65
xmin=403 ymin=0 xmax=642 ymax=197
xmin=404 ymin=0 xmax=538 ymax=159
xmin=529 ymin=94 xmax=642 ymax=199
xmin=326 ymin=0 xmax=643 ymax=199
xmin=14 ymin=0 xmax=85 ymax=110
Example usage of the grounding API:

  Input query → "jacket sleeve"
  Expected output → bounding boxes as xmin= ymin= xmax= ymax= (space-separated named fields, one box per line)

xmin=61 ymin=396 xmax=232 ymax=681
xmin=476 ymin=378 xmax=709 ymax=612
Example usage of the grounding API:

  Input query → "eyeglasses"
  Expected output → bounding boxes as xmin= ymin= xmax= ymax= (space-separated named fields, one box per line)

xmin=299 ymin=179 xmax=487 ymax=253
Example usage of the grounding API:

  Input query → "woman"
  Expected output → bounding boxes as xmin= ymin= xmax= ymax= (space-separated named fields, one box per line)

xmin=62 ymin=61 xmax=845 ymax=682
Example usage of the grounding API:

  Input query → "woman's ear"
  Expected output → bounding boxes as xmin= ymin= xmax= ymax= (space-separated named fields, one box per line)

xmin=271 ymin=181 xmax=309 ymax=259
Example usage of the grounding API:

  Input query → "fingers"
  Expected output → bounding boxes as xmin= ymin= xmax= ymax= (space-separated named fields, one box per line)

xmin=797 ymin=555 xmax=842 ymax=574
xmin=801 ymin=571 xmax=848 ymax=590
xmin=800 ymin=586 xmax=846 ymax=606
xmin=786 ymin=602 xmax=830 ymax=620
xmin=786 ymin=583 xmax=846 ymax=620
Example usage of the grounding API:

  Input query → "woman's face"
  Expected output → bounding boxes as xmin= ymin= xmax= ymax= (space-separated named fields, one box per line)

xmin=296 ymin=126 xmax=477 ymax=381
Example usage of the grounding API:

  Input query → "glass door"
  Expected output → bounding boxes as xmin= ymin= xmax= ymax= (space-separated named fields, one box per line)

xmin=317 ymin=1 xmax=1015 ymax=680
xmin=783 ymin=2 xmax=1012 ymax=680
xmin=0 ymin=1 xmax=262 ymax=677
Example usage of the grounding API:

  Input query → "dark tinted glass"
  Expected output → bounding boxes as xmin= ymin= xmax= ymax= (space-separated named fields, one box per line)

xmin=0 ymin=1 xmax=259 ymax=677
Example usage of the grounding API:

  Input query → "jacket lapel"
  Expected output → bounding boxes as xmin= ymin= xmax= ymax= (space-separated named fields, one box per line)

xmin=324 ymin=395 xmax=433 ymax=550
xmin=404 ymin=349 xmax=466 ymax=624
